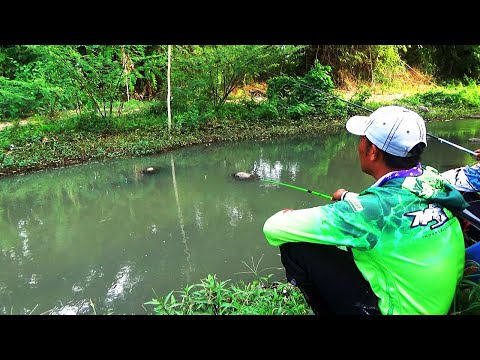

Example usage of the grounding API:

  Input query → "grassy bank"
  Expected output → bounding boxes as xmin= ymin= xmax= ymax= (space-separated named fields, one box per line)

xmin=2 ymin=82 xmax=480 ymax=178
xmin=0 ymin=113 xmax=346 ymax=177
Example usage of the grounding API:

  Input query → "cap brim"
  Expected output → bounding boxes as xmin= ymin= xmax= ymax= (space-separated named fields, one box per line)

xmin=346 ymin=115 xmax=369 ymax=136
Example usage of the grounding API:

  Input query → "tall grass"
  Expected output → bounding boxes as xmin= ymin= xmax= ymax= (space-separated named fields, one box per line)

xmin=144 ymin=274 xmax=310 ymax=315
xmin=144 ymin=253 xmax=480 ymax=315
xmin=145 ymin=254 xmax=309 ymax=315
xmin=451 ymin=260 xmax=480 ymax=315
xmin=144 ymin=271 xmax=480 ymax=316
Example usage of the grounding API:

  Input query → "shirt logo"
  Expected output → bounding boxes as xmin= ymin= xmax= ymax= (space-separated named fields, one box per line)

xmin=346 ymin=198 xmax=364 ymax=212
xmin=405 ymin=204 xmax=448 ymax=229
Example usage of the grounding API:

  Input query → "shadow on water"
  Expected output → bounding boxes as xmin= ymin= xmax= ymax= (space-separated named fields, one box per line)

xmin=0 ymin=118 xmax=478 ymax=314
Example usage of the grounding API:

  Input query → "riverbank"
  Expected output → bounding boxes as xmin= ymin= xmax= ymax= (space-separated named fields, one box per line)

xmin=0 ymin=116 xmax=346 ymax=177
xmin=2 ymin=108 xmax=479 ymax=179
xmin=2 ymin=83 xmax=480 ymax=179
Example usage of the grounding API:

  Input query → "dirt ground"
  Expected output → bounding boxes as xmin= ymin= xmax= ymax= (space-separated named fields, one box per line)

xmin=0 ymin=119 xmax=29 ymax=131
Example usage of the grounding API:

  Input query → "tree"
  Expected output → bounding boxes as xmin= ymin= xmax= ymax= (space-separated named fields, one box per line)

xmin=167 ymin=45 xmax=172 ymax=133
xmin=171 ymin=45 xmax=304 ymax=111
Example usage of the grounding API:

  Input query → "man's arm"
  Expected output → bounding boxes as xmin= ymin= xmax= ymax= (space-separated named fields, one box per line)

xmin=263 ymin=200 xmax=378 ymax=250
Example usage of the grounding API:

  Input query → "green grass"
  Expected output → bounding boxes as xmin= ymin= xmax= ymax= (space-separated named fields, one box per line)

xmin=143 ymin=270 xmax=480 ymax=315
xmin=451 ymin=260 xmax=480 ymax=315
xmin=144 ymin=274 xmax=311 ymax=315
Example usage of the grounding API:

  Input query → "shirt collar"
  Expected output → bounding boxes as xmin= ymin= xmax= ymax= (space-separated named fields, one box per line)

xmin=371 ymin=163 xmax=423 ymax=188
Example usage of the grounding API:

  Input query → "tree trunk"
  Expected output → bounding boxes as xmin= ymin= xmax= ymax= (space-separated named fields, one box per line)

xmin=121 ymin=46 xmax=130 ymax=102
xmin=167 ymin=45 xmax=172 ymax=133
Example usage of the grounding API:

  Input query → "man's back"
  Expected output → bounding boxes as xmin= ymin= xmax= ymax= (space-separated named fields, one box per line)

xmin=351 ymin=178 xmax=465 ymax=314
xmin=264 ymin=166 xmax=466 ymax=314
xmin=264 ymin=106 xmax=469 ymax=315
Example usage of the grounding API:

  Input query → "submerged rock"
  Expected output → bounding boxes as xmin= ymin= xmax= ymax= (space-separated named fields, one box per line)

xmin=232 ymin=172 xmax=260 ymax=180
xmin=141 ymin=167 xmax=159 ymax=175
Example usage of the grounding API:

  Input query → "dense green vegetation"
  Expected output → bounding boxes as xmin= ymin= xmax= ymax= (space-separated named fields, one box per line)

xmin=145 ymin=274 xmax=310 ymax=315
xmin=144 ymin=270 xmax=480 ymax=315
xmin=1 ymin=45 xmax=480 ymax=315
xmin=1 ymin=45 xmax=479 ymax=142
xmin=1 ymin=53 xmax=480 ymax=177
xmin=2 ymin=45 xmax=480 ymax=123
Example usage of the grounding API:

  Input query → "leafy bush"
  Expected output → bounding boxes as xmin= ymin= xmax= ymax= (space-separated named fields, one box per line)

xmin=148 ymin=99 xmax=168 ymax=116
xmin=74 ymin=114 xmax=112 ymax=132
xmin=214 ymin=102 xmax=246 ymax=120
xmin=400 ymin=85 xmax=480 ymax=109
xmin=266 ymin=62 xmax=349 ymax=120
xmin=253 ymin=101 xmax=280 ymax=120
xmin=0 ymin=77 xmax=38 ymax=119
xmin=349 ymin=89 xmax=372 ymax=106
xmin=145 ymin=274 xmax=310 ymax=315
xmin=287 ymin=103 xmax=314 ymax=119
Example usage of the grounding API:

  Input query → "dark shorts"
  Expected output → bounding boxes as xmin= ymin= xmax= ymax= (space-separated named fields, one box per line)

xmin=280 ymin=242 xmax=381 ymax=315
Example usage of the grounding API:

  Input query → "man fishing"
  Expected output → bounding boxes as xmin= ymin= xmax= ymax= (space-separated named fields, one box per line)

xmin=263 ymin=105 xmax=469 ymax=315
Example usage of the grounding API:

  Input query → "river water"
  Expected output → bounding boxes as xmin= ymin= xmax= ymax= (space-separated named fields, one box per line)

xmin=0 ymin=118 xmax=478 ymax=314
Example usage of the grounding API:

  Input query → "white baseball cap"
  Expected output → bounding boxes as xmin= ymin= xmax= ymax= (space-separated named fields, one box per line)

xmin=346 ymin=106 xmax=427 ymax=157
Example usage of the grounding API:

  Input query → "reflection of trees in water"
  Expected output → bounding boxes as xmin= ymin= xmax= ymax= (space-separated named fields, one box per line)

xmin=0 ymin=160 xmax=174 ymax=314
xmin=171 ymin=154 xmax=193 ymax=283
xmin=428 ymin=119 xmax=478 ymax=140
xmin=249 ymin=132 xmax=354 ymax=185
xmin=0 ymin=160 xmax=170 ymax=250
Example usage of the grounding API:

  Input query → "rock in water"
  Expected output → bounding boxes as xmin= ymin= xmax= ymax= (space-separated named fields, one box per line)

xmin=141 ymin=167 xmax=159 ymax=175
xmin=469 ymin=138 xmax=480 ymax=143
xmin=233 ymin=172 xmax=259 ymax=180
xmin=235 ymin=171 xmax=251 ymax=179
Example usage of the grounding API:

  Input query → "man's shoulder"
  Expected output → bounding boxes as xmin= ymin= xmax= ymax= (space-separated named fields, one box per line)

xmin=361 ymin=182 xmax=405 ymax=196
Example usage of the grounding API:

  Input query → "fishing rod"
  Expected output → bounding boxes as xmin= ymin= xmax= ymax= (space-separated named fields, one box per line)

xmin=260 ymin=178 xmax=480 ymax=233
xmin=266 ymin=70 xmax=478 ymax=157
xmin=425 ymin=133 xmax=477 ymax=156
xmin=260 ymin=178 xmax=332 ymax=200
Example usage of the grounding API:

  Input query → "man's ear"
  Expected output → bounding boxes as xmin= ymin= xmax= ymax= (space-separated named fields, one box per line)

xmin=369 ymin=143 xmax=381 ymax=161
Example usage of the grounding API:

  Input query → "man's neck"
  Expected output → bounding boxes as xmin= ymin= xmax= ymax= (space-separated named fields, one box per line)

xmin=370 ymin=164 xmax=397 ymax=181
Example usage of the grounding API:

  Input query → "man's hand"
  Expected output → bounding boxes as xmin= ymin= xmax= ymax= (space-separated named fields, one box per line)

xmin=475 ymin=149 xmax=480 ymax=161
xmin=332 ymin=188 xmax=348 ymax=201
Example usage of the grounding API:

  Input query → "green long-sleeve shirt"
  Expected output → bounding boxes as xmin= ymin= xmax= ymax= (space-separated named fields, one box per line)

xmin=263 ymin=166 xmax=468 ymax=315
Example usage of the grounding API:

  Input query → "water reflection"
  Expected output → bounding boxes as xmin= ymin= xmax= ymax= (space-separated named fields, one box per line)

xmin=171 ymin=154 xmax=193 ymax=283
xmin=0 ymin=118 xmax=478 ymax=314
